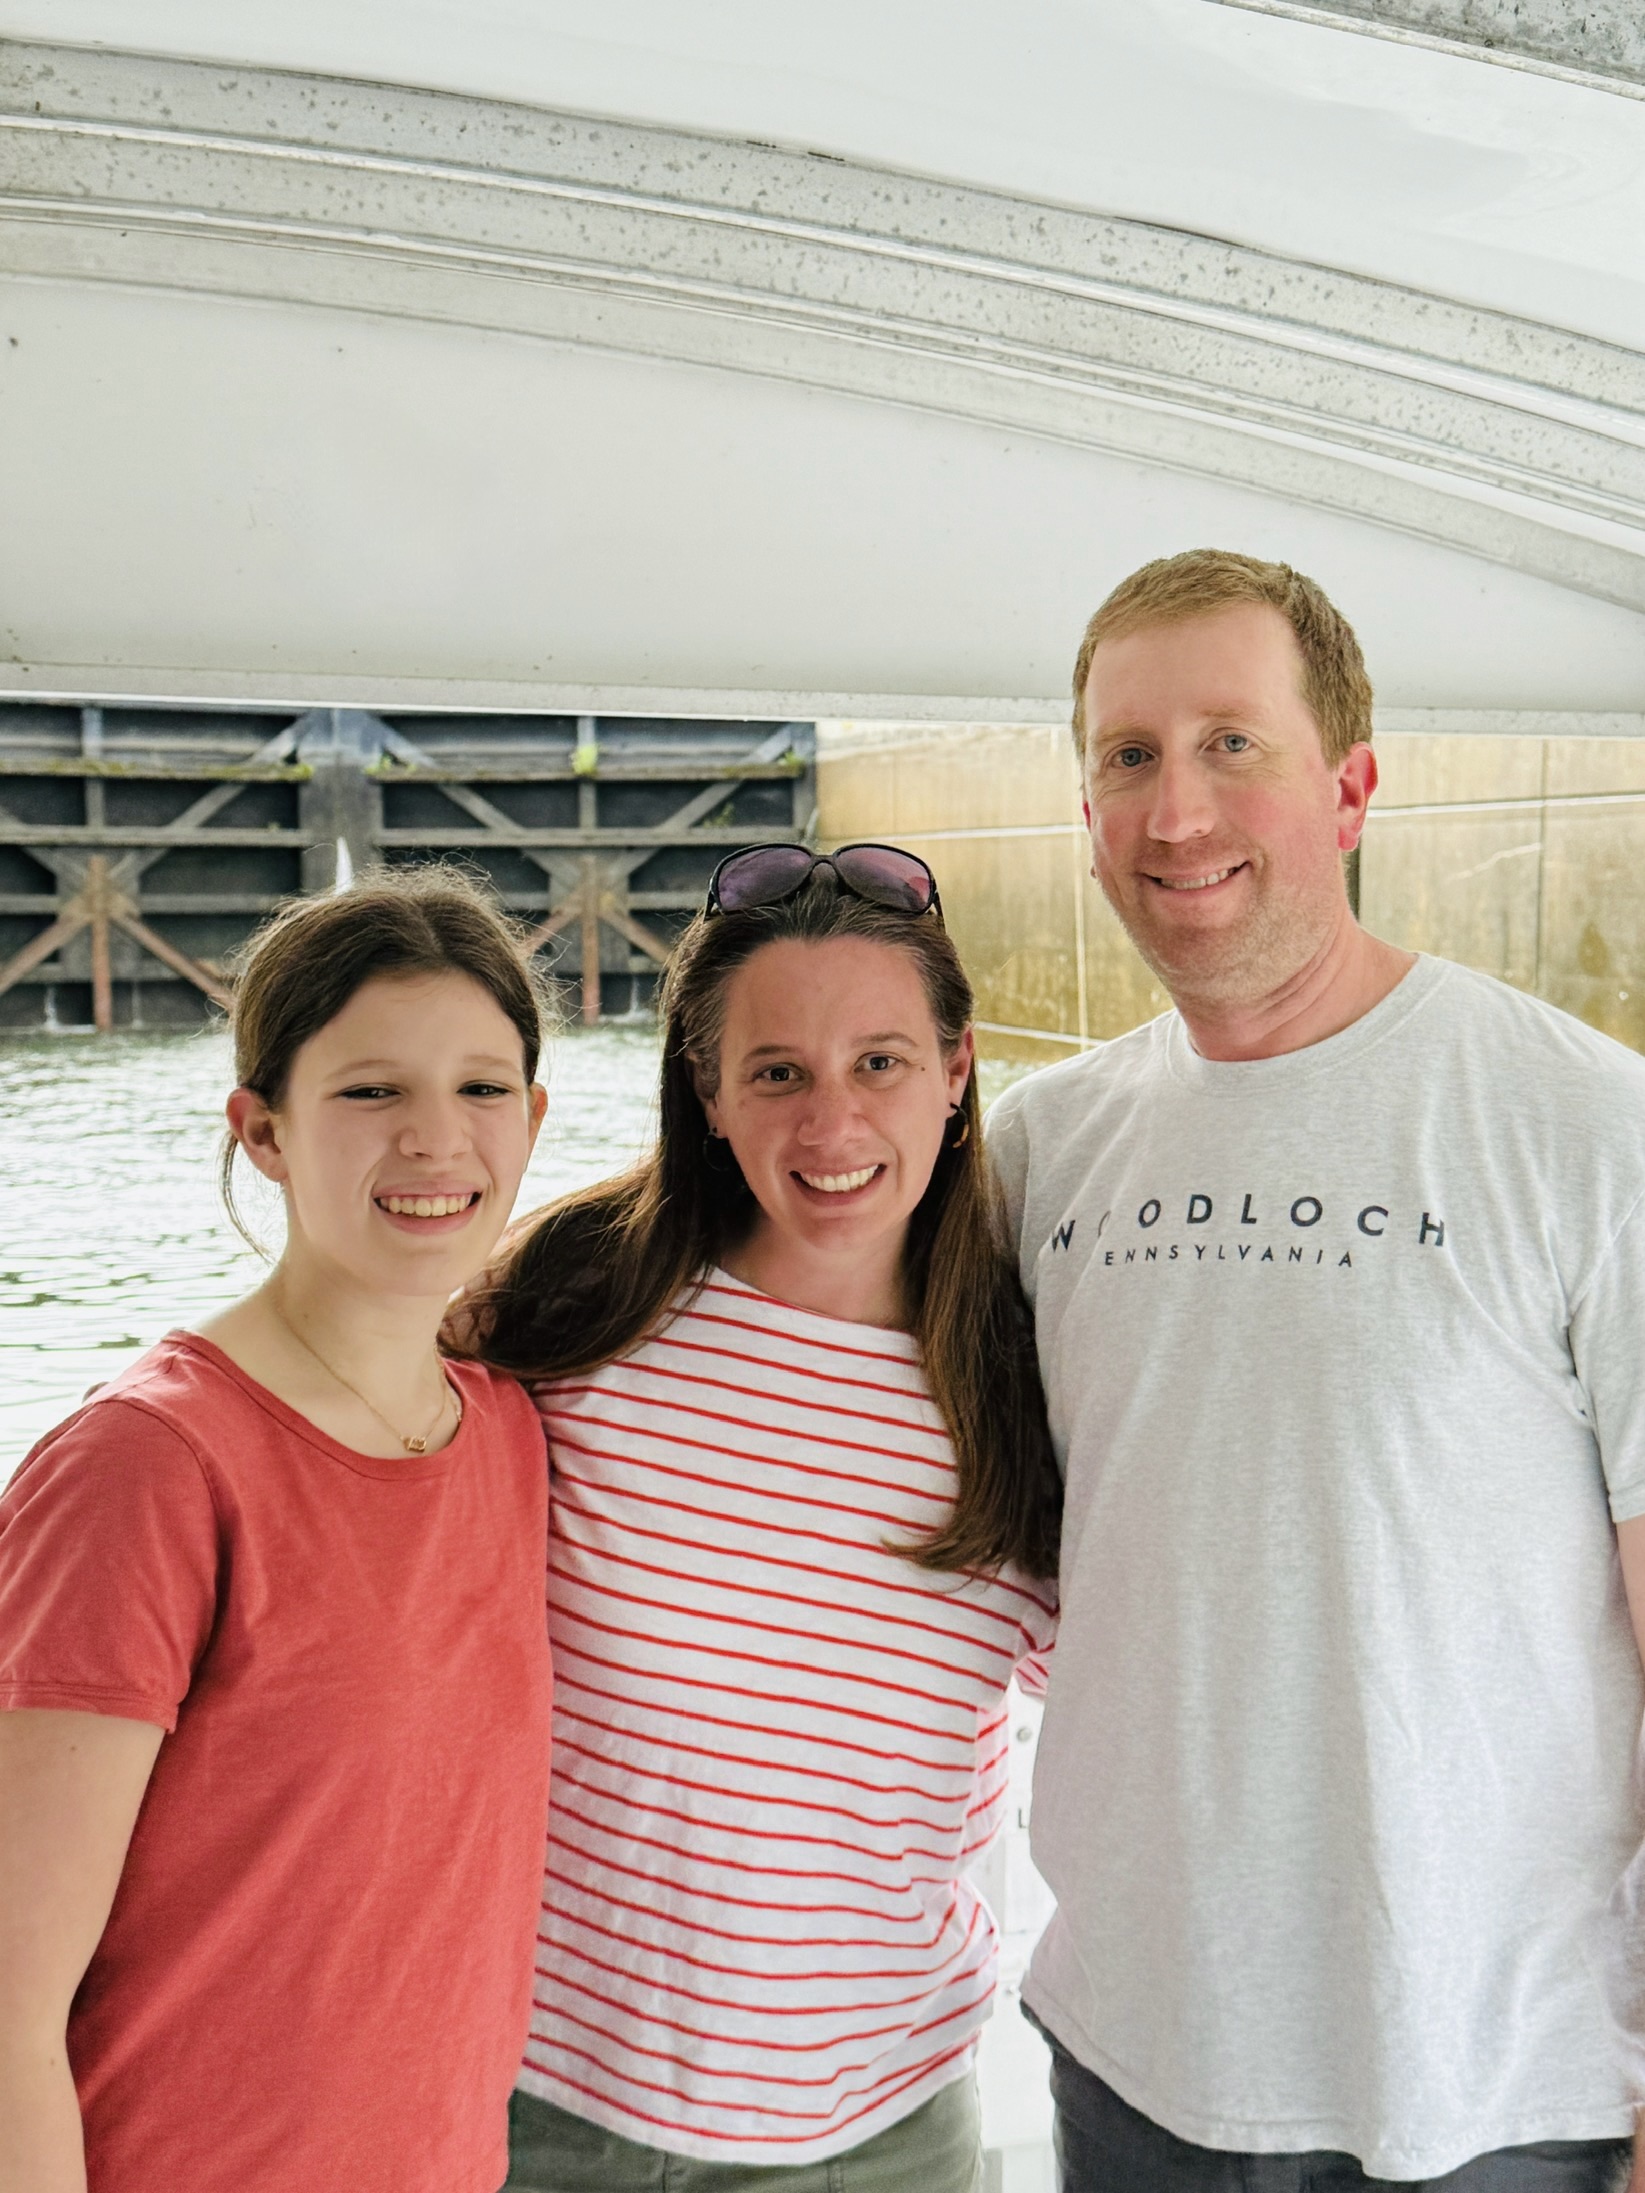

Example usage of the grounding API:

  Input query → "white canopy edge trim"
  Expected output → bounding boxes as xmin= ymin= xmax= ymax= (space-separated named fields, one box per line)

xmin=1205 ymin=0 xmax=1645 ymax=101
xmin=0 ymin=666 xmax=1075 ymax=724
xmin=1376 ymin=710 xmax=1645 ymax=739
xmin=3 ymin=668 xmax=1642 ymax=743
xmin=4 ymin=40 xmax=1645 ymax=609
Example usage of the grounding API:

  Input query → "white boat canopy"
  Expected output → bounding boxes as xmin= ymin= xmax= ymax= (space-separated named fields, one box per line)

xmin=2 ymin=0 xmax=1644 ymax=722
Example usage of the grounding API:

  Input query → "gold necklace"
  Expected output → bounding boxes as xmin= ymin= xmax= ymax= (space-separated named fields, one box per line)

xmin=270 ymin=1298 xmax=457 ymax=1455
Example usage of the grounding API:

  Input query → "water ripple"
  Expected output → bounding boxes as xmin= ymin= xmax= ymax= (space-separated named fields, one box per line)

xmin=1 ymin=1023 xmax=662 ymax=1477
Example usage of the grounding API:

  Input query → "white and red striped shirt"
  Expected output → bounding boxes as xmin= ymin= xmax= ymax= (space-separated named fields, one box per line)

xmin=519 ymin=1270 xmax=1057 ymax=2163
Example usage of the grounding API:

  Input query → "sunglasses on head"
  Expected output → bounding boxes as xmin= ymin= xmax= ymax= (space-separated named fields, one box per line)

xmin=705 ymin=842 xmax=942 ymax=921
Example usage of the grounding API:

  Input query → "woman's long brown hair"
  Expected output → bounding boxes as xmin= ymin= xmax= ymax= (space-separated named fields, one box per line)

xmin=463 ymin=874 xmax=1062 ymax=1581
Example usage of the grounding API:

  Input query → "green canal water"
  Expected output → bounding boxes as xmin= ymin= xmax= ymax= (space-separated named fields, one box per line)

xmin=1 ymin=1025 xmax=1031 ymax=1477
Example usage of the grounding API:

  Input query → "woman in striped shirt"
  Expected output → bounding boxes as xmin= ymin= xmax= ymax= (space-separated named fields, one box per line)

xmin=467 ymin=843 xmax=1061 ymax=2193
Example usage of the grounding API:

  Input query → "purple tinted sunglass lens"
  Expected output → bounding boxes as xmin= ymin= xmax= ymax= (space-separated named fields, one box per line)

xmin=712 ymin=845 xmax=818 ymax=912
xmin=707 ymin=841 xmax=939 ymax=918
xmin=832 ymin=847 xmax=936 ymax=913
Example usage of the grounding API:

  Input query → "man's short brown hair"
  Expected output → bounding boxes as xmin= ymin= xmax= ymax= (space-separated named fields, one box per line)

xmin=1071 ymin=549 xmax=1374 ymax=767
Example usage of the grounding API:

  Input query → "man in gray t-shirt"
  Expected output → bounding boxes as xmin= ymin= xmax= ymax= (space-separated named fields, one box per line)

xmin=989 ymin=550 xmax=1645 ymax=2192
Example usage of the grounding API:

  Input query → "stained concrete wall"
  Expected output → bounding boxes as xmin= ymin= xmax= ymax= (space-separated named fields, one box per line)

xmin=816 ymin=723 xmax=1645 ymax=1061
xmin=1365 ymin=736 xmax=1645 ymax=1054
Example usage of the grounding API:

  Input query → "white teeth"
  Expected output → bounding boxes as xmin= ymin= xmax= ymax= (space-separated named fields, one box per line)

xmin=1158 ymin=867 xmax=1236 ymax=891
xmin=799 ymin=1167 xmax=878 ymax=1194
xmin=380 ymin=1194 xmax=474 ymax=1217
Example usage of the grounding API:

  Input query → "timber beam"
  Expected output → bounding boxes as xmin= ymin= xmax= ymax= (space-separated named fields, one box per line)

xmin=0 ymin=855 xmax=231 ymax=1021
xmin=0 ymin=701 xmax=815 ymax=1029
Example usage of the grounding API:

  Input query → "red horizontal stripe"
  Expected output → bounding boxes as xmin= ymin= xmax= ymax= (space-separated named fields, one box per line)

xmin=551 ymin=1493 xmax=1029 ymax=1641
xmin=553 ymin=1762 xmax=963 ymax=1867
xmin=648 ymin=1330 xmax=934 ymax=1404
xmin=549 ymin=1431 xmax=943 ymax=1527
xmin=551 ymin=1462 xmax=990 ymax=1602
xmin=554 ymin=1703 xmax=971 ymax=1809
xmin=551 ymin=1795 xmax=956 ymax=1889
xmin=547 ymin=1829 xmax=954 ymax=1917
xmin=551 ymin=1519 xmax=1017 ymax=1665
xmin=553 ymin=1668 xmax=976 ymax=1775
xmin=965 ymin=1777 xmax=1011 ymax=1827
xmin=542 ymin=1982 xmax=992 ymax=2090
xmin=597 ymin=1355 xmax=955 ymax=1448
xmin=534 ymin=1901 xmax=988 ymax=2014
xmin=692 ymin=1287 xmax=921 ymax=1368
xmin=532 ymin=2016 xmax=970 ymax=2105
xmin=538 ymin=1957 xmax=992 ymax=2057
xmin=970 ymin=1751 xmax=1010 ymax=1791
xmin=971 ymin=1743 xmax=1012 ymax=1787
xmin=545 ymin=1409 xmax=952 ymax=1504
xmin=542 ymin=1886 xmax=986 ymax=1976
xmin=552 ymin=1614 xmax=976 ymax=1722
xmin=550 ymin=1564 xmax=1004 ymax=1691
xmin=544 ymin=1869 xmax=965 ymax=1955
xmin=553 ymin=1732 xmax=965 ymax=1839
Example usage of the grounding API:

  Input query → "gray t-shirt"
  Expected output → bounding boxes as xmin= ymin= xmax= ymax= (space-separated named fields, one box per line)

xmin=987 ymin=955 xmax=1645 ymax=2179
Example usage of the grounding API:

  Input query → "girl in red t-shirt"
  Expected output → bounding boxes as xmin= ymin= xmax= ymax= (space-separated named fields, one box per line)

xmin=0 ymin=869 xmax=555 ymax=2193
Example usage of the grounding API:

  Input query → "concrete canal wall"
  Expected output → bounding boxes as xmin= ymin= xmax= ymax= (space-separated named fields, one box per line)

xmin=817 ymin=716 xmax=1645 ymax=1062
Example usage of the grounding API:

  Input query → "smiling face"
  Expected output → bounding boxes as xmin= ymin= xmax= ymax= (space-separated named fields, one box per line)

xmin=1081 ymin=600 xmax=1377 ymax=1007
xmin=230 ymin=969 xmax=546 ymax=1303
xmin=699 ymin=936 xmax=973 ymax=1281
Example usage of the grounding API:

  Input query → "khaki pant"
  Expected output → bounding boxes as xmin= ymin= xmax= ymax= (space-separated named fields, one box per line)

xmin=505 ymin=2073 xmax=984 ymax=2193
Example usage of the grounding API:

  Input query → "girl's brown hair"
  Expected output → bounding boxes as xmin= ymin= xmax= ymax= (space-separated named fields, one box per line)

xmin=221 ymin=864 xmax=548 ymax=1242
xmin=464 ymin=875 xmax=1062 ymax=1580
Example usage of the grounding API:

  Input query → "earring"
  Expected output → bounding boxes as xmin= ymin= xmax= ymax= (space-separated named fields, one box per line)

xmin=944 ymin=1104 xmax=971 ymax=1150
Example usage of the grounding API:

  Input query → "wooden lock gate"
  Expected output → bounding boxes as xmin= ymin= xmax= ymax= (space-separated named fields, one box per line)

xmin=0 ymin=704 xmax=817 ymax=1030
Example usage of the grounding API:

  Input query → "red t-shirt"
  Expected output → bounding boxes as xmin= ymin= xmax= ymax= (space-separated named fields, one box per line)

xmin=0 ymin=1333 xmax=552 ymax=2193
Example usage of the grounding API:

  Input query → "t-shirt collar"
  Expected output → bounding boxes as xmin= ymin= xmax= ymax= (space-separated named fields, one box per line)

xmin=1162 ymin=953 xmax=1449 ymax=1094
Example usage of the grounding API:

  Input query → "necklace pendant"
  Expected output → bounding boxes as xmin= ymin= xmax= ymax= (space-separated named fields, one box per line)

xmin=403 ymin=1435 xmax=428 ymax=1455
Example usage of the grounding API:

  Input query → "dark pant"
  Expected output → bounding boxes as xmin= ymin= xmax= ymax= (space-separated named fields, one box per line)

xmin=505 ymin=2074 xmax=983 ymax=2191
xmin=1038 ymin=2025 xmax=1631 ymax=2193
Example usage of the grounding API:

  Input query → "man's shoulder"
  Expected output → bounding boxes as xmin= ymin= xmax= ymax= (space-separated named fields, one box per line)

xmin=1424 ymin=957 xmax=1645 ymax=1094
xmin=988 ymin=1012 xmax=1175 ymax=1135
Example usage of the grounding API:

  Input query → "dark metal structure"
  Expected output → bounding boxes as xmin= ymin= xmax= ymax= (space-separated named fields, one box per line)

xmin=0 ymin=704 xmax=816 ymax=1030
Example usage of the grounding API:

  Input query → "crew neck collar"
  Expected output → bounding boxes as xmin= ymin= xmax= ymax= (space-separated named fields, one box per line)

xmin=1162 ymin=953 xmax=1448 ymax=1093
xmin=162 ymin=1329 xmax=482 ymax=1481
xmin=704 ymin=1267 xmax=919 ymax=1351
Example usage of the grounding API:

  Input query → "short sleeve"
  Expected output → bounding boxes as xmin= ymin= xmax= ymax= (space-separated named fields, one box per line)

xmin=984 ymin=1083 xmax=1032 ymax=1263
xmin=0 ymin=1399 xmax=221 ymax=1729
xmin=1569 ymin=1193 xmax=1645 ymax=1524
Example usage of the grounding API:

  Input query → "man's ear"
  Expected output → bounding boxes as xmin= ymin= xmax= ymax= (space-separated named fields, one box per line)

xmin=225 ymin=1086 xmax=290 ymax=1185
xmin=1335 ymin=742 xmax=1378 ymax=853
